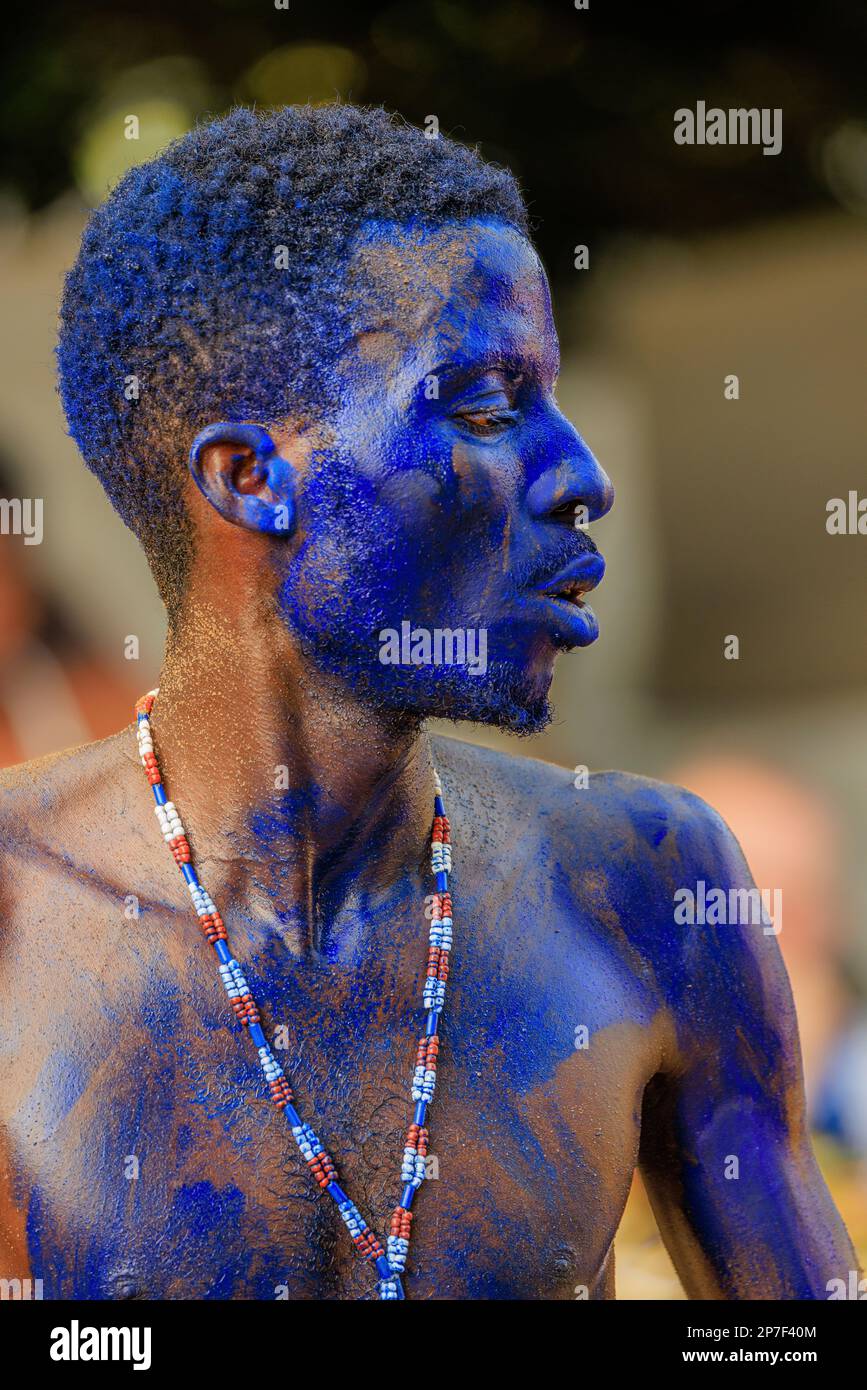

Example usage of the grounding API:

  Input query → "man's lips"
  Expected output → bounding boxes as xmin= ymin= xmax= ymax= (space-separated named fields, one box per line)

xmin=535 ymin=551 xmax=606 ymax=605
xmin=519 ymin=550 xmax=606 ymax=647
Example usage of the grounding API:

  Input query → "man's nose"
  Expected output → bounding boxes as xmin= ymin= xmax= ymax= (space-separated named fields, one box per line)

xmin=525 ymin=425 xmax=614 ymax=527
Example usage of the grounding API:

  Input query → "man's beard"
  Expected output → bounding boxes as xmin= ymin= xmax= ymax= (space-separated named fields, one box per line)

xmin=287 ymin=614 xmax=554 ymax=736
xmin=364 ymin=655 xmax=554 ymax=737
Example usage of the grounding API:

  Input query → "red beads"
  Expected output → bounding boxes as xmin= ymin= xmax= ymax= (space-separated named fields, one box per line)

xmin=431 ymin=815 xmax=451 ymax=845
xmin=416 ymin=1035 xmax=439 ymax=1073
xmin=169 ymin=834 xmax=191 ymax=864
xmin=142 ymin=750 xmax=161 ymax=786
xmin=268 ymin=1077 xmax=294 ymax=1109
xmin=198 ymin=912 xmax=227 ymax=945
xmin=231 ymin=992 xmax=260 ymax=1027
xmin=353 ymin=1228 xmax=385 ymax=1260
xmin=390 ymin=1206 xmax=413 ymax=1239
xmin=405 ymin=1122 xmax=429 ymax=1158
xmin=308 ymin=1150 xmax=338 ymax=1189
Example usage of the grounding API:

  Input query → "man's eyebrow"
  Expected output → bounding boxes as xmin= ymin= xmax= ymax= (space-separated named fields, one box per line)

xmin=424 ymin=356 xmax=530 ymax=390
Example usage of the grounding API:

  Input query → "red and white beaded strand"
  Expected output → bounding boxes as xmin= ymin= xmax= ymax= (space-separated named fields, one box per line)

xmin=135 ymin=688 xmax=453 ymax=1300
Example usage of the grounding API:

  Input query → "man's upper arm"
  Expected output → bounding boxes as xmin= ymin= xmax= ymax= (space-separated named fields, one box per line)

xmin=0 ymin=814 xmax=37 ymax=1286
xmin=638 ymin=788 xmax=857 ymax=1299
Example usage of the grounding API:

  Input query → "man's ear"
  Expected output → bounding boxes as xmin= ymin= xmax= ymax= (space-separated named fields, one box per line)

xmin=188 ymin=422 xmax=296 ymax=536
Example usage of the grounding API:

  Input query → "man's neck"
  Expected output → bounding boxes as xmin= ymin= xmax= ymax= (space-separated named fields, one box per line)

xmin=148 ymin=605 xmax=436 ymax=953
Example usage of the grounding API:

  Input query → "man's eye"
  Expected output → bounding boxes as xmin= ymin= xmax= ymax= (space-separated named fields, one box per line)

xmin=454 ymin=408 xmax=518 ymax=434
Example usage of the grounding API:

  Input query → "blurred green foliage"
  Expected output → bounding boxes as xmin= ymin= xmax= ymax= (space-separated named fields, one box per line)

xmin=1 ymin=0 xmax=865 ymax=286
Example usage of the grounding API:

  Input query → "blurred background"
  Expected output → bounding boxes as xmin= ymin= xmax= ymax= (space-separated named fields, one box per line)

xmin=1 ymin=0 xmax=865 ymax=1296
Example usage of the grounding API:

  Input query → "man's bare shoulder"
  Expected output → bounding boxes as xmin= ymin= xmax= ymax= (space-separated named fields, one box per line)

xmin=433 ymin=738 xmax=796 ymax=1061
xmin=431 ymin=732 xmax=735 ymax=871
xmin=0 ymin=730 xmax=146 ymax=913
xmin=431 ymin=733 xmax=753 ymax=972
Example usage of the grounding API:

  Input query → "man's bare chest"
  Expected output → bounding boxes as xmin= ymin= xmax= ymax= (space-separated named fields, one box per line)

xmin=16 ymin=1025 xmax=643 ymax=1299
xmin=5 ymin=857 xmax=664 ymax=1299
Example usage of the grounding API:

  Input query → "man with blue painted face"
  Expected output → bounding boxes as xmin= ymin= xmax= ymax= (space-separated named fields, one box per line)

xmin=0 ymin=105 xmax=856 ymax=1299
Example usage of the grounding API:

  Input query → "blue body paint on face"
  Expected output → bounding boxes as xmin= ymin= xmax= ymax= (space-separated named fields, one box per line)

xmin=55 ymin=106 xmax=530 ymax=611
xmin=276 ymin=217 xmax=613 ymax=735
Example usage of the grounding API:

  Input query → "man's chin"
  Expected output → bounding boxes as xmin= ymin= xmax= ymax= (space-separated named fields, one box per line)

xmin=349 ymin=661 xmax=554 ymax=736
xmin=294 ymin=627 xmax=556 ymax=734
xmin=441 ymin=695 xmax=553 ymax=737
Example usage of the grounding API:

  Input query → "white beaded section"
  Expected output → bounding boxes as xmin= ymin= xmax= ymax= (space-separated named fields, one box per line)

xmin=431 ymin=843 xmax=452 ymax=873
xmin=291 ymin=1122 xmax=323 ymax=1161
xmin=257 ymin=1044 xmax=284 ymax=1082
xmin=136 ymin=718 xmax=154 ymax=759
xmin=336 ymin=1198 xmax=365 ymax=1236
xmin=218 ymin=958 xmax=250 ymax=1000
xmin=188 ymin=882 xmax=217 ymax=917
xmin=400 ymin=1146 xmax=426 ymax=1188
xmin=423 ymin=979 xmax=446 ymax=1011
xmin=386 ymin=1235 xmax=409 ymax=1273
xmin=155 ymin=801 xmax=186 ymax=842
xmin=411 ymin=1064 xmax=436 ymax=1104
xmin=429 ymin=918 xmax=452 ymax=951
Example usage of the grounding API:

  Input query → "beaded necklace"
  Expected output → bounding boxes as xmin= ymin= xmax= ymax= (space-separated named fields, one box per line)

xmin=134 ymin=689 xmax=452 ymax=1300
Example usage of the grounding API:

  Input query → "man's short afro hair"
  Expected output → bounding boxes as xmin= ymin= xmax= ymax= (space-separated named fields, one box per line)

xmin=56 ymin=103 xmax=530 ymax=614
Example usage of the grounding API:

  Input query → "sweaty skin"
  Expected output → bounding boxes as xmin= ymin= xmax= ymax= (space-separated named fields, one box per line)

xmin=0 ymin=219 xmax=856 ymax=1299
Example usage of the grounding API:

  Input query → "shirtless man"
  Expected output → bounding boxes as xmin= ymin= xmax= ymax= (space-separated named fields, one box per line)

xmin=0 ymin=104 xmax=855 ymax=1300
